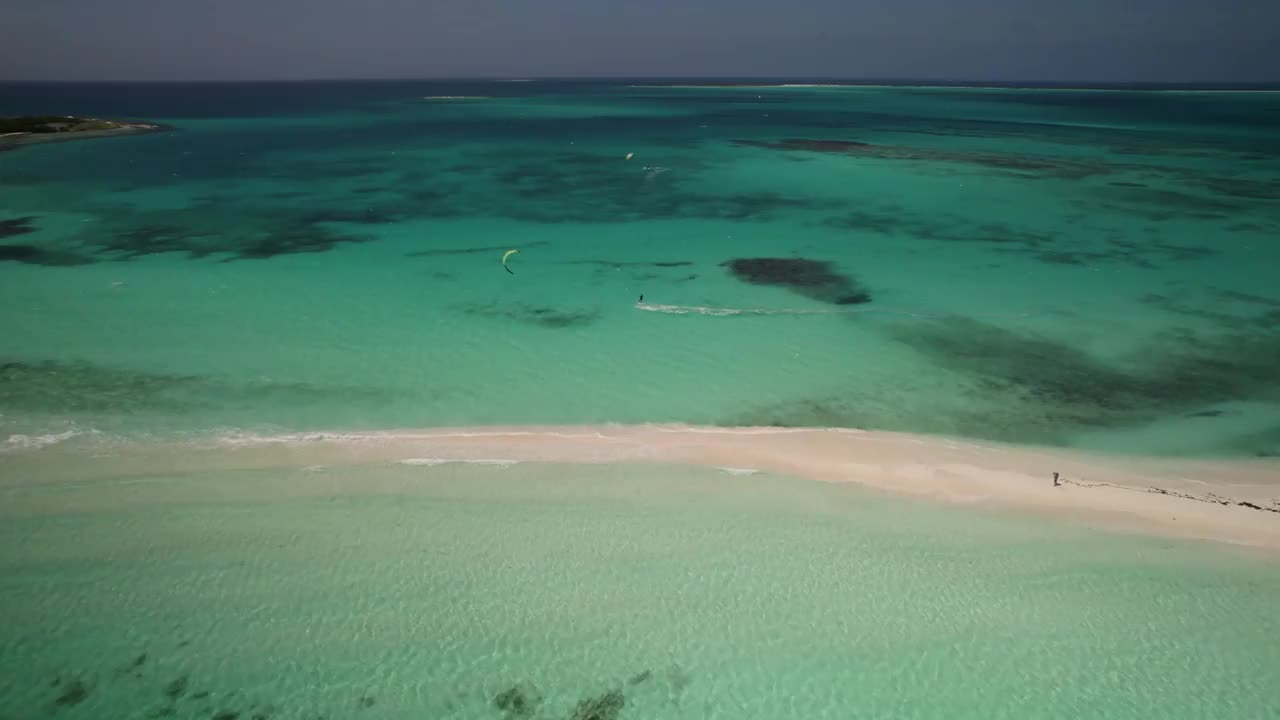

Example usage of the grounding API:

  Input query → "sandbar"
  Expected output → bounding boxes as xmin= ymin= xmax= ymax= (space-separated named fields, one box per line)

xmin=5 ymin=424 xmax=1278 ymax=552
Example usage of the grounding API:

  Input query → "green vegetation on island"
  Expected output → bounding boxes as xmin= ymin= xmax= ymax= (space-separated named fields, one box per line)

xmin=1 ymin=115 xmax=123 ymax=133
xmin=0 ymin=115 xmax=167 ymax=151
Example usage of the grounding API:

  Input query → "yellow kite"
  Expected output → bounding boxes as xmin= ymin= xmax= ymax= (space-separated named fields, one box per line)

xmin=502 ymin=249 xmax=519 ymax=274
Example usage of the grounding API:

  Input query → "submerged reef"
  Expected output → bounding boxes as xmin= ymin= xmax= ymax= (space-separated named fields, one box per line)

xmin=25 ymin=648 xmax=692 ymax=720
xmin=494 ymin=684 xmax=542 ymax=718
xmin=734 ymin=137 xmax=1108 ymax=180
xmin=722 ymin=257 xmax=871 ymax=305
xmin=570 ymin=689 xmax=625 ymax=720
xmin=0 ymin=243 xmax=95 ymax=266
xmin=0 ymin=358 xmax=393 ymax=415
xmin=727 ymin=315 xmax=1280 ymax=454
xmin=823 ymin=206 xmax=1216 ymax=270
xmin=0 ymin=215 xmax=39 ymax=238
xmin=452 ymin=302 xmax=600 ymax=328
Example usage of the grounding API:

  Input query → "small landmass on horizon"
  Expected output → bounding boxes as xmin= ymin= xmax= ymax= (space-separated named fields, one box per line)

xmin=0 ymin=115 xmax=169 ymax=152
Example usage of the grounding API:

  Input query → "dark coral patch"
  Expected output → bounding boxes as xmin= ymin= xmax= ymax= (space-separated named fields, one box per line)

xmin=524 ymin=307 xmax=597 ymax=328
xmin=824 ymin=209 xmax=1056 ymax=252
xmin=233 ymin=223 xmax=372 ymax=261
xmin=54 ymin=678 xmax=91 ymax=707
xmin=723 ymin=312 xmax=1280 ymax=454
xmin=493 ymin=684 xmax=541 ymax=718
xmin=0 ymin=215 xmax=39 ymax=238
xmin=727 ymin=397 xmax=868 ymax=430
xmin=749 ymin=139 xmax=873 ymax=152
xmin=0 ymin=243 xmax=94 ymax=266
xmin=472 ymin=150 xmax=825 ymax=223
xmin=165 ymin=674 xmax=190 ymax=701
xmin=117 ymin=653 xmax=148 ymax=676
xmin=302 ymin=208 xmax=403 ymax=226
xmin=888 ymin=317 xmax=1280 ymax=436
xmin=570 ymin=689 xmax=625 ymax=720
xmin=1211 ymin=289 xmax=1280 ymax=308
xmin=107 ymin=224 xmax=211 ymax=259
xmin=722 ymin=257 xmax=871 ymax=305
xmin=735 ymin=138 xmax=1107 ymax=179
xmin=0 ymin=358 xmax=393 ymax=415
xmin=453 ymin=303 xmax=599 ymax=329
xmin=1199 ymin=176 xmax=1280 ymax=201
xmin=1139 ymin=292 xmax=1279 ymax=331
xmin=46 ymin=206 xmax=382 ymax=263
xmin=0 ymin=244 xmax=40 ymax=261
xmin=823 ymin=206 xmax=1220 ymax=270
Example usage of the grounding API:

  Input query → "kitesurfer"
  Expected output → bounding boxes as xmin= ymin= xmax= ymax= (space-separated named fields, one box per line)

xmin=502 ymin=249 xmax=519 ymax=275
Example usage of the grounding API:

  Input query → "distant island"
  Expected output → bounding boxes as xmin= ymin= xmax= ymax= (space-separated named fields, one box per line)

xmin=0 ymin=115 xmax=168 ymax=152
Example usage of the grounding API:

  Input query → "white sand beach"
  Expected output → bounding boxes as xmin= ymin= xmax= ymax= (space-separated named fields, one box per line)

xmin=6 ymin=425 xmax=1277 ymax=552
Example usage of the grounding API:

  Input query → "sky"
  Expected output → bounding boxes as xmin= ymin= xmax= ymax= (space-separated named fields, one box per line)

xmin=3 ymin=0 xmax=1279 ymax=83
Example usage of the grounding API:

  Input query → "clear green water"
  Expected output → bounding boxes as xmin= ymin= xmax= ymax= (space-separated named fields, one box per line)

xmin=2 ymin=462 xmax=1277 ymax=719
xmin=3 ymin=82 xmax=1279 ymax=718
xmin=2 ymin=82 xmax=1279 ymax=456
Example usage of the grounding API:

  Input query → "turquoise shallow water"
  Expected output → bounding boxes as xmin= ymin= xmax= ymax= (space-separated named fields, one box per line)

xmin=3 ymin=81 xmax=1280 ymax=456
xmin=2 ymin=462 xmax=1278 ymax=720
xmin=4 ymin=83 xmax=1280 ymax=720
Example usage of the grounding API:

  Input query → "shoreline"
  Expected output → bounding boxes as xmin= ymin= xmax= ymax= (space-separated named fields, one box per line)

xmin=0 ymin=120 xmax=170 ymax=152
xmin=5 ymin=424 xmax=1278 ymax=552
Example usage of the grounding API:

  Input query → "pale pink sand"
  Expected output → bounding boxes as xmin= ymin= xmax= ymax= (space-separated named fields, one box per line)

xmin=4 ymin=425 xmax=1278 ymax=551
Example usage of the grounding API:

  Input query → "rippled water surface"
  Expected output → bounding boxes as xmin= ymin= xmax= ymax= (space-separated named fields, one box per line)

xmin=2 ymin=461 xmax=1277 ymax=719
xmin=2 ymin=82 xmax=1279 ymax=456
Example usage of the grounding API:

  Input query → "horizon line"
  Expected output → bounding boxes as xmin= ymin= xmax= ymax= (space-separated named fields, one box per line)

xmin=2 ymin=75 xmax=1279 ymax=88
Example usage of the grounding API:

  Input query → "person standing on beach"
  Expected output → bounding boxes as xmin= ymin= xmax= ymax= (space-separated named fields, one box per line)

xmin=1053 ymin=472 xmax=1060 ymax=487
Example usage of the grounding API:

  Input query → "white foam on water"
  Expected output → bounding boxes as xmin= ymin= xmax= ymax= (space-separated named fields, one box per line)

xmin=201 ymin=424 xmax=864 ymax=451
xmin=634 ymin=302 xmax=1037 ymax=320
xmin=210 ymin=428 xmax=621 ymax=448
xmin=716 ymin=466 xmax=761 ymax=476
xmin=0 ymin=424 xmax=881 ymax=462
xmin=0 ymin=429 xmax=89 ymax=454
xmin=397 ymin=457 xmax=520 ymax=468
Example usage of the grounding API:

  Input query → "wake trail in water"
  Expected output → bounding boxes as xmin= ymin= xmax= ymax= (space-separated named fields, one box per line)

xmin=635 ymin=302 xmax=1038 ymax=320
